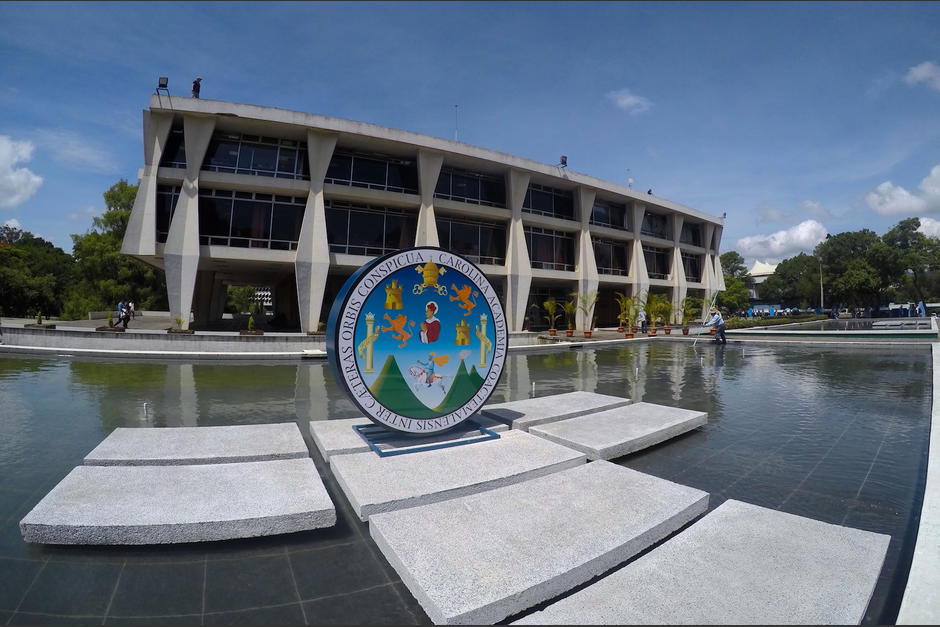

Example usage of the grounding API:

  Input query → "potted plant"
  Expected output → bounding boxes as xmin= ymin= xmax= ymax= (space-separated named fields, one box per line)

xmin=26 ymin=311 xmax=56 ymax=330
xmin=543 ymin=297 xmax=561 ymax=336
xmin=240 ymin=314 xmax=264 ymax=335
xmin=97 ymin=309 xmax=123 ymax=332
xmin=650 ymin=294 xmax=673 ymax=334
xmin=615 ymin=292 xmax=639 ymax=338
xmin=680 ymin=296 xmax=700 ymax=335
xmin=613 ymin=292 xmax=631 ymax=333
xmin=575 ymin=289 xmax=598 ymax=338
xmin=167 ymin=316 xmax=194 ymax=334
xmin=562 ymin=298 xmax=577 ymax=337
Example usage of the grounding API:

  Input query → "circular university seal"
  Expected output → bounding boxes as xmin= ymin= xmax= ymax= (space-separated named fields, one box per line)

xmin=327 ymin=247 xmax=508 ymax=435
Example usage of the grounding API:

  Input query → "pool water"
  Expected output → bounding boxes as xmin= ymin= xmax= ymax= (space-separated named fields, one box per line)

xmin=0 ymin=343 xmax=930 ymax=624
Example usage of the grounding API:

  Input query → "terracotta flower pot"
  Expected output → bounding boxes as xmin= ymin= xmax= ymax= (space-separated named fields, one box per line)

xmin=625 ymin=332 xmax=634 ymax=339
xmin=710 ymin=328 xmax=717 ymax=335
xmin=548 ymin=328 xmax=557 ymax=336
xmin=682 ymin=327 xmax=690 ymax=335
xmin=583 ymin=330 xmax=593 ymax=338
xmin=664 ymin=327 xmax=672 ymax=335
xmin=566 ymin=329 xmax=574 ymax=337
xmin=648 ymin=329 xmax=657 ymax=337
xmin=617 ymin=326 xmax=625 ymax=333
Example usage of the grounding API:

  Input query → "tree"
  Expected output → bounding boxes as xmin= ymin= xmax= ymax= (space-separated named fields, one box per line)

xmin=882 ymin=218 xmax=940 ymax=302
xmin=0 ymin=227 xmax=73 ymax=317
xmin=815 ymin=229 xmax=903 ymax=309
xmin=716 ymin=275 xmax=750 ymax=313
xmin=719 ymin=251 xmax=749 ymax=280
xmin=63 ymin=179 xmax=168 ymax=318
xmin=226 ymin=285 xmax=256 ymax=314
xmin=758 ymin=253 xmax=821 ymax=308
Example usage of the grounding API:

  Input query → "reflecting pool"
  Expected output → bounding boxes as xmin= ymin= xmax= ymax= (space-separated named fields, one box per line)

xmin=0 ymin=343 xmax=930 ymax=625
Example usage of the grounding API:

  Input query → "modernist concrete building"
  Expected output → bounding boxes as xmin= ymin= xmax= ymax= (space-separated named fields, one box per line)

xmin=122 ymin=95 xmax=725 ymax=332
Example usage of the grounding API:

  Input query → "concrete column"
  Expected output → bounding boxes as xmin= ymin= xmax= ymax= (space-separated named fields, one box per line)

xmin=415 ymin=150 xmax=443 ymax=246
xmin=164 ymin=115 xmax=215 ymax=329
xmin=193 ymin=271 xmax=215 ymax=325
xmin=576 ymin=187 xmax=599 ymax=330
xmin=630 ymin=203 xmax=650 ymax=302
xmin=671 ymin=215 xmax=686 ymax=325
xmin=505 ymin=169 xmax=532 ymax=332
xmin=209 ymin=277 xmax=227 ymax=322
xmin=295 ymin=130 xmax=337 ymax=333
xmin=123 ymin=110 xmax=173 ymax=257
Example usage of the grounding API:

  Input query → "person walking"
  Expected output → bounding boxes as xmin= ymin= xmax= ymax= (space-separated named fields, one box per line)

xmin=703 ymin=306 xmax=727 ymax=344
xmin=128 ymin=300 xmax=136 ymax=320
xmin=637 ymin=308 xmax=648 ymax=334
xmin=110 ymin=300 xmax=124 ymax=328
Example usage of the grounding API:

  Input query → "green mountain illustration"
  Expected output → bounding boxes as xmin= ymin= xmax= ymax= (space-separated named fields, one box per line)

xmin=434 ymin=359 xmax=478 ymax=414
xmin=468 ymin=364 xmax=485 ymax=388
xmin=369 ymin=355 xmax=437 ymax=419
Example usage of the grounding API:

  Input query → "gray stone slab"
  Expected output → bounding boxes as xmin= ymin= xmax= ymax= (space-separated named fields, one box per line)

xmin=528 ymin=402 xmax=707 ymax=460
xmin=309 ymin=415 xmax=509 ymax=463
xmin=331 ymin=430 xmax=586 ymax=521
xmin=20 ymin=458 xmax=335 ymax=544
xmin=480 ymin=391 xmax=632 ymax=431
xmin=84 ymin=423 xmax=310 ymax=466
xmin=369 ymin=461 xmax=708 ymax=625
xmin=514 ymin=499 xmax=890 ymax=625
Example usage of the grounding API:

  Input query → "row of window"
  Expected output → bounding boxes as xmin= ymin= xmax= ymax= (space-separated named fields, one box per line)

xmin=159 ymin=130 xmax=714 ymax=244
xmin=153 ymin=186 xmax=701 ymax=279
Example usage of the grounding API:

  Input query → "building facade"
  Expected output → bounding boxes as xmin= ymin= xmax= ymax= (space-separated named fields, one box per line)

xmin=122 ymin=95 xmax=726 ymax=332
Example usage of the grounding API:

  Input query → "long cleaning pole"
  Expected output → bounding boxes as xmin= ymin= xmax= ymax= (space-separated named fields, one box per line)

xmin=692 ymin=291 xmax=721 ymax=348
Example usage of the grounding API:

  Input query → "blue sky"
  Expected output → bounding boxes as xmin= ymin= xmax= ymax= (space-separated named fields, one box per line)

xmin=2 ymin=1 xmax=939 ymax=268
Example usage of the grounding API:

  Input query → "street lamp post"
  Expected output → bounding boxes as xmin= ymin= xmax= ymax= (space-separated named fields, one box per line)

xmin=819 ymin=258 xmax=824 ymax=312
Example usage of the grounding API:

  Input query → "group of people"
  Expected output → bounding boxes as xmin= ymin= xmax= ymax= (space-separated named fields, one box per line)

xmin=110 ymin=300 xmax=135 ymax=329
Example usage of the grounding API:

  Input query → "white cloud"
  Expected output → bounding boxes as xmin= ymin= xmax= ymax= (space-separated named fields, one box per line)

xmin=0 ymin=136 xmax=43 ymax=209
xmin=3 ymin=218 xmax=22 ymax=229
xmin=736 ymin=219 xmax=829 ymax=259
xmin=33 ymin=129 xmax=119 ymax=174
xmin=917 ymin=217 xmax=940 ymax=238
xmin=904 ymin=61 xmax=940 ymax=92
xmin=605 ymin=88 xmax=652 ymax=115
xmin=865 ymin=164 xmax=940 ymax=215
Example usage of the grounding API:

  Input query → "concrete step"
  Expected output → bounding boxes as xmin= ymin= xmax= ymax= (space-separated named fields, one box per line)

xmin=479 ymin=391 xmax=632 ymax=431
xmin=528 ymin=401 xmax=707 ymax=460
xmin=330 ymin=430 xmax=586 ymax=521
xmin=514 ymin=499 xmax=890 ymax=625
xmin=84 ymin=422 xmax=310 ymax=465
xmin=369 ymin=461 xmax=708 ymax=624
xmin=20 ymin=458 xmax=336 ymax=544
xmin=309 ymin=415 xmax=508 ymax=463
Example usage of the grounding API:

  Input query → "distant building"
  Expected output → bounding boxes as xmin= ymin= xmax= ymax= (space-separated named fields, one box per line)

xmin=747 ymin=261 xmax=777 ymax=301
xmin=121 ymin=95 xmax=726 ymax=331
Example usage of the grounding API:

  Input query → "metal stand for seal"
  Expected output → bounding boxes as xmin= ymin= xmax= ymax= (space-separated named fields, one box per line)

xmin=353 ymin=422 xmax=501 ymax=457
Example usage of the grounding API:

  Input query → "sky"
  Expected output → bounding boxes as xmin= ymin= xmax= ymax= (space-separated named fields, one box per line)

xmin=2 ymin=1 xmax=940 ymax=269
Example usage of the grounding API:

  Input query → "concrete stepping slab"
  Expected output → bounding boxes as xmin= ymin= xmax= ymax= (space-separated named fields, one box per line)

xmin=514 ymin=499 xmax=889 ymax=625
xmin=84 ymin=423 xmax=310 ymax=466
xmin=528 ymin=402 xmax=707 ymax=461
xmin=369 ymin=461 xmax=708 ymax=625
xmin=479 ymin=391 xmax=632 ymax=431
xmin=331 ymin=430 xmax=586 ymax=521
xmin=309 ymin=415 xmax=508 ymax=463
xmin=20 ymin=458 xmax=335 ymax=545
